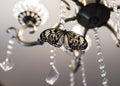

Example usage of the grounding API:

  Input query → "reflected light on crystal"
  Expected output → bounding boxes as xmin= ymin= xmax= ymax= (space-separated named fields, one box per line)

xmin=0 ymin=57 xmax=14 ymax=71
xmin=45 ymin=64 xmax=59 ymax=85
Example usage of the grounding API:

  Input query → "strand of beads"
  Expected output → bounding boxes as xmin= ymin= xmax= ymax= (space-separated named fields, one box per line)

xmin=112 ymin=0 xmax=120 ymax=40
xmin=94 ymin=28 xmax=109 ymax=86
xmin=45 ymin=47 xmax=59 ymax=85
xmin=80 ymin=51 xmax=87 ymax=86
xmin=0 ymin=39 xmax=14 ymax=71
xmin=70 ymin=72 xmax=75 ymax=86
xmin=59 ymin=0 xmax=66 ymax=30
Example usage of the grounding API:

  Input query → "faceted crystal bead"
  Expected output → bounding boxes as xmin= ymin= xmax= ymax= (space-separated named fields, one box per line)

xmin=98 ymin=57 xmax=104 ymax=63
xmin=8 ymin=40 xmax=14 ymax=45
xmin=97 ymin=52 xmax=102 ymax=56
xmin=8 ymin=45 xmax=13 ymax=50
xmin=46 ymin=64 xmax=59 ymax=85
xmin=102 ymin=78 xmax=108 ymax=85
xmin=101 ymin=70 xmax=107 ymax=77
xmin=6 ymin=51 xmax=12 ymax=55
xmin=99 ymin=63 xmax=105 ymax=70
xmin=50 ymin=56 xmax=54 ymax=60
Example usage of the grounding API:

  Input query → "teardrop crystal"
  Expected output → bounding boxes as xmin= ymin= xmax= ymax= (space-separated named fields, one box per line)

xmin=45 ymin=64 xmax=59 ymax=85
xmin=0 ymin=57 xmax=14 ymax=71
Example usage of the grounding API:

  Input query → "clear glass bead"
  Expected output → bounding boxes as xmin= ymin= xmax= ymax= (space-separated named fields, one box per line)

xmin=99 ymin=63 xmax=105 ymax=70
xmin=45 ymin=64 xmax=59 ymax=85
xmin=97 ymin=52 xmax=102 ymax=56
xmin=94 ymin=28 xmax=109 ymax=86
xmin=98 ymin=58 xmax=104 ymax=63
xmin=101 ymin=70 xmax=107 ymax=77
xmin=7 ymin=45 xmax=13 ymax=50
xmin=102 ymin=78 xmax=108 ymax=85
xmin=50 ymin=50 xmax=54 ymax=53
xmin=8 ymin=40 xmax=14 ymax=45
xmin=50 ymin=56 xmax=54 ymax=60
xmin=6 ymin=51 xmax=12 ymax=55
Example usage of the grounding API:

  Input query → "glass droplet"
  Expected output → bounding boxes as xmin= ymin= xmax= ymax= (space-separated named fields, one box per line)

xmin=45 ymin=64 xmax=59 ymax=85
xmin=0 ymin=57 xmax=14 ymax=71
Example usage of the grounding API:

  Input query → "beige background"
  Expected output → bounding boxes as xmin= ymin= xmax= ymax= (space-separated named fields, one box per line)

xmin=0 ymin=0 xmax=120 ymax=86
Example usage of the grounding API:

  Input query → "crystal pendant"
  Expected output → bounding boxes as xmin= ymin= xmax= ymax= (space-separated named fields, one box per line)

xmin=45 ymin=63 xmax=59 ymax=85
xmin=0 ymin=56 xmax=14 ymax=71
xmin=0 ymin=39 xmax=14 ymax=71
xmin=94 ymin=28 xmax=109 ymax=86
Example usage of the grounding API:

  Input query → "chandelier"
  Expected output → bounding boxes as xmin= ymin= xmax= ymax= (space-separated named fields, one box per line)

xmin=0 ymin=0 xmax=120 ymax=86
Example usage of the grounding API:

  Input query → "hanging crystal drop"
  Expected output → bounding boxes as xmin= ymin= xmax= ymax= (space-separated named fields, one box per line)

xmin=94 ymin=28 xmax=109 ymax=86
xmin=0 ymin=39 xmax=14 ymax=71
xmin=46 ymin=63 xmax=59 ymax=85
xmin=0 ymin=56 xmax=14 ymax=71
xmin=46 ymin=47 xmax=59 ymax=85
xmin=59 ymin=0 xmax=66 ymax=30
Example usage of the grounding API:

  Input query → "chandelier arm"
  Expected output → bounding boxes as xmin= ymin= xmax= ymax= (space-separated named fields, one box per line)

xmin=7 ymin=27 xmax=44 ymax=47
xmin=83 ymin=28 xmax=89 ymax=38
xmin=61 ymin=0 xmax=71 ymax=10
xmin=64 ymin=16 xmax=77 ymax=23
xmin=105 ymin=23 xmax=120 ymax=47
xmin=109 ymin=5 xmax=120 ymax=11
xmin=72 ymin=0 xmax=84 ymax=8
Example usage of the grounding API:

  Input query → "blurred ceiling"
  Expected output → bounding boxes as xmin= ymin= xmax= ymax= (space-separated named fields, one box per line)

xmin=0 ymin=0 xmax=120 ymax=86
